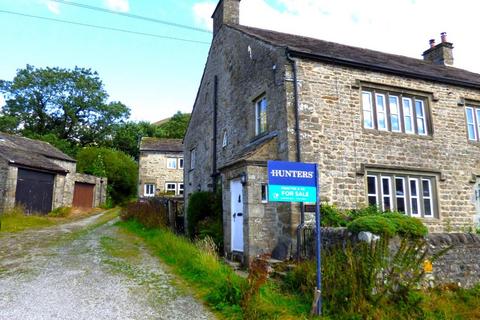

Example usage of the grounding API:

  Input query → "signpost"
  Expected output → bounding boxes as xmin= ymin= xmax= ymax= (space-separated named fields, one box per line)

xmin=267 ymin=160 xmax=322 ymax=315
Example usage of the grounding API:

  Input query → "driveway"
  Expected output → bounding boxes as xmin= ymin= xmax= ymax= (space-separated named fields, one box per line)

xmin=0 ymin=211 xmax=214 ymax=320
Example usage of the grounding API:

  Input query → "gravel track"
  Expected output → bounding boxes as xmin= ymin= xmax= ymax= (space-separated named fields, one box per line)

xmin=0 ymin=212 xmax=214 ymax=320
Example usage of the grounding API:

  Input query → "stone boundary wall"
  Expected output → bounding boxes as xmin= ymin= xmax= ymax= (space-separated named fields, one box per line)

xmin=313 ymin=228 xmax=480 ymax=288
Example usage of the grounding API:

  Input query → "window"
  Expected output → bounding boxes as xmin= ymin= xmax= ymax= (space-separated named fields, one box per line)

xmin=222 ymin=130 xmax=228 ymax=148
xmin=179 ymin=158 xmax=184 ymax=169
xmin=261 ymin=184 xmax=268 ymax=203
xmin=167 ymin=158 xmax=177 ymax=169
xmin=255 ymin=96 xmax=268 ymax=135
xmin=178 ymin=183 xmax=184 ymax=196
xmin=366 ymin=172 xmax=437 ymax=218
xmin=465 ymin=105 xmax=480 ymax=142
xmin=190 ymin=148 xmax=196 ymax=169
xmin=362 ymin=89 xmax=430 ymax=135
xmin=144 ymin=184 xmax=155 ymax=197
xmin=165 ymin=183 xmax=176 ymax=194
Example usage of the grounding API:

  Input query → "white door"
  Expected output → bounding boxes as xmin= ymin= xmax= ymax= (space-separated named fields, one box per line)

xmin=230 ymin=179 xmax=244 ymax=252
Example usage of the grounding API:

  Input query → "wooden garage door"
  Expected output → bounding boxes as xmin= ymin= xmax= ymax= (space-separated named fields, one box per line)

xmin=15 ymin=168 xmax=55 ymax=215
xmin=73 ymin=182 xmax=95 ymax=208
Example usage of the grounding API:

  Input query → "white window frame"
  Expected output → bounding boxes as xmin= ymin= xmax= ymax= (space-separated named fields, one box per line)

xmin=165 ymin=183 xmax=177 ymax=194
xmin=381 ymin=176 xmax=392 ymax=211
xmin=178 ymin=183 xmax=184 ymax=196
xmin=376 ymin=93 xmax=388 ymax=131
xmin=389 ymin=95 xmax=402 ymax=133
xmin=395 ymin=177 xmax=406 ymax=214
xmin=402 ymin=97 xmax=415 ymax=134
xmin=465 ymin=106 xmax=478 ymax=141
xmin=415 ymin=99 xmax=427 ymax=136
xmin=261 ymin=184 xmax=268 ymax=203
xmin=255 ymin=96 xmax=268 ymax=135
xmin=367 ymin=175 xmax=378 ymax=206
xmin=362 ymin=91 xmax=374 ymax=129
xmin=167 ymin=158 xmax=177 ymax=169
xmin=422 ymin=178 xmax=434 ymax=218
xmin=144 ymin=184 xmax=155 ymax=197
xmin=408 ymin=178 xmax=421 ymax=217
xmin=178 ymin=158 xmax=184 ymax=169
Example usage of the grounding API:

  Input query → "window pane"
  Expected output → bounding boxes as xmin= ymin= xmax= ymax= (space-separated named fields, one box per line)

xmin=466 ymin=108 xmax=477 ymax=140
xmin=476 ymin=109 xmax=480 ymax=140
xmin=403 ymin=98 xmax=414 ymax=133
xmin=376 ymin=94 xmax=387 ymax=130
xmin=368 ymin=196 xmax=377 ymax=206
xmin=363 ymin=92 xmax=374 ymax=129
xmin=167 ymin=158 xmax=177 ymax=169
xmin=382 ymin=177 xmax=390 ymax=195
xmin=424 ymin=200 xmax=432 ymax=216
xmin=395 ymin=178 xmax=404 ymax=196
xmin=411 ymin=199 xmax=419 ymax=215
xmin=410 ymin=179 xmax=417 ymax=196
xmin=422 ymin=180 xmax=431 ymax=197
xmin=415 ymin=100 xmax=427 ymax=135
xmin=367 ymin=176 xmax=376 ymax=194
xmin=397 ymin=198 xmax=406 ymax=213
xmin=390 ymin=96 xmax=401 ymax=132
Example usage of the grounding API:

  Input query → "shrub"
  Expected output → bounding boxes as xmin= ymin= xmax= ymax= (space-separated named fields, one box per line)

xmin=320 ymin=203 xmax=348 ymax=227
xmin=48 ymin=206 xmax=72 ymax=217
xmin=347 ymin=215 xmax=397 ymax=236
xmin=347 ymin=205 xmax=383 ymax=220
xmin=120 ymin=198 xmax=168 ymax=229
xmin=382 ymin=212 xmax=428 ymax=238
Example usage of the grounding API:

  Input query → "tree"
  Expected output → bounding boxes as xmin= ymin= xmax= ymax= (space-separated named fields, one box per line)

xmin=76 ymin=147 xmax=138 ymax=205
xmin=107 ymin=121 xmax=157 ymax=159
xmin=155 ymin=111 xmax=190 ymax=139
xmin=0 ymin=65 xmax=130 ymax=146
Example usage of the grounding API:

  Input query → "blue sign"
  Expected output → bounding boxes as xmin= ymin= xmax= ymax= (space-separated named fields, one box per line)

xmin=268 ymin=160 xmax=317 ymax=203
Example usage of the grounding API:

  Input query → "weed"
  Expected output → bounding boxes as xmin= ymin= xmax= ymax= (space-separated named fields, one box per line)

xmin=48 ymin=206 xmax=72 ymax=217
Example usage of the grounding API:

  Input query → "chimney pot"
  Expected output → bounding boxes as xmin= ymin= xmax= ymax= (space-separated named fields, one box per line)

xmin=429 ymin=39 xmax=435 ymax=48
xmin=212 ymin=0 xmax=241 ymax=38
xmin=441 ymin=32 xmax=447 ymax=43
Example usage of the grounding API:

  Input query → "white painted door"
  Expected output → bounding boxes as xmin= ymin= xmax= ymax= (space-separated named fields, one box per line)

xmin=230 ymin=179 xmax=244 ymax=252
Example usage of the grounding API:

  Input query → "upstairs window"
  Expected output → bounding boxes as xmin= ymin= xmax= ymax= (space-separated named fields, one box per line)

xmin=367 ymin=172 xmax=436 ymax=218
xmin=362 ymin=90 xmax=430 ymax=136
xmin=465 ymin=105 xmax=480 ymax=142
xmin=167 ymin=158 xmax=177 ymax=169
xmin=255 ymin=95 xmax=268 ymax=135
xmin=179 ymin=158 xmax=184 ymax=169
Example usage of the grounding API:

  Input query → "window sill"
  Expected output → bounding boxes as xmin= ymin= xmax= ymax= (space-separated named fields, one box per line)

xmin=251 ymin=131 xmax=270 ymax=143
xmin=362 ymin=128 xmax=433 ymax=140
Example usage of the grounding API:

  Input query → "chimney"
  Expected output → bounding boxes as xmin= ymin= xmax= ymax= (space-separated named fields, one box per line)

xmin=212 ymin=0 xmax=240 ymax=38
xmin=422 ymin=32 xmax=454 ymax=66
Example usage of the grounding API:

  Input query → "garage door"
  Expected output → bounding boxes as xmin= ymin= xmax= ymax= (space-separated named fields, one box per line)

xmin=15 ymin=168 xmax=55 ymax=215
xmin=73 ymin=182 xmax=95 ymax=208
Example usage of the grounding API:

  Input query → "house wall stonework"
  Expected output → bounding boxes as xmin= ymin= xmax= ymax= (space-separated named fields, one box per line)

xmin=294 ymin=59 xmax=480 ymax=232
xmin=138 ymin=151 xmax=183 ymax=197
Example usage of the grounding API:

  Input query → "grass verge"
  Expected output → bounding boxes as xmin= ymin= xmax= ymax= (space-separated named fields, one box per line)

xmin=118 ymin=219 xmax=311 ymax=319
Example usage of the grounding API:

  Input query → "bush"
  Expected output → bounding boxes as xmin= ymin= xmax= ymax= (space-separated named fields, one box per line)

xmin=76 ymin=147 xmax=138 ymax=205
xmin=382 ymin=212 xmax=428 ymax=238
xmin=120 ymin=198 xmax=168 ymax=229
xmin=48 ymin=206 xmax=72 ymax=218
xmin=347 ymin=205 xmax=383 ymax=220
xmin=321 ymin=203 xmax=348 ymax=227
xmin=347 ymin=215 xmax=397 ymax=236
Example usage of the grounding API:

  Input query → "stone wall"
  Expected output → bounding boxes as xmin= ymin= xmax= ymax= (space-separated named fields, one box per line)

xmin=138 ymin=151 xmax=183 ymax=197
xmin=51 ymin=159 xmax=76 ymax=209
xmin=317 ymin=228 xmax=480 ymax=288
xmin=0 ymin=166 xmax=18 ymax=213
xmin=75 ymin=173 xmax=108 ymax=207
xmin=0 ymin=161 xmax=10 ymax=213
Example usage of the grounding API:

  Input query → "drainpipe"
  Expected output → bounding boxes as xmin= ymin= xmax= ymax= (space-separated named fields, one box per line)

xmin=287 ymin=52 xmax=305 ymax=259
xmin=212 ymin=75 xmax=218 ymax=192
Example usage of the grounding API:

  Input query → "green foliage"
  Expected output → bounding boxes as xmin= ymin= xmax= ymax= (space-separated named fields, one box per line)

xmin=48 ymin=206 xmax=72 ymax=218
xmin=321 ymin=203 xmax=348 ymax=227
xmin=347 ymin=204 xmax=383 ymax=220
xmin=107 ymin=121 xmax=157 ymax=160
xmin=348 ymin=213 xmax=427 ymax=238
xmin=25 ymin=133 xmax=78 ymax=157
xmin=0 ymin=65 xmax=130 ymax=147
xmin=186 ymin=190 xmax=223 ymax=250
xmin=76 ymin=147 xmax=137 ymax=205
xmin=155 ymin=111 xmax=190 ymax=139
xmin=120 ymin=199 xmax=169 ymax=229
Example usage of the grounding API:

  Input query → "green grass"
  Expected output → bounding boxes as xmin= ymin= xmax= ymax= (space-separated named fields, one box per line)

xmin=0 ymin=214 xmax=57 ymax=232
xmin=118 ymin=219 xmax=311 ymax=319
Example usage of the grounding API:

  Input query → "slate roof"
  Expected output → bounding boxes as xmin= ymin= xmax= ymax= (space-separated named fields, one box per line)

xmin=0 ymin=133 xmax=74 ymax=173
xmin=230 ymin=25 xmax=480 ymax=89
xmin=139 ymin=137 xmax=183 ymax=153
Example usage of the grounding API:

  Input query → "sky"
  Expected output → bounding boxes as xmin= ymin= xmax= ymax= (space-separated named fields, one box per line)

xmin=0 ymin=0 xmax=479 ymax=122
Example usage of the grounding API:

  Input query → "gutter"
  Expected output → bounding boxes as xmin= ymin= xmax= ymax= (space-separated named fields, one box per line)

xmin=287 ymin=51 xmax=306 ymax=259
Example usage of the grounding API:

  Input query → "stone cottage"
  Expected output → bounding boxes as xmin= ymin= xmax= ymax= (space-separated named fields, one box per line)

xmin=138 ymin=137 xmax=184 ymax=197
xmin=184 ymin=0 xmax=480 ymax=263
xmin=0 ymin=132 xmax=107 ymax=214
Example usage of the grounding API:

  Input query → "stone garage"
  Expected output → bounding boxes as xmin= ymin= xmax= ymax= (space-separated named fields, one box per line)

xmin=0 ymin=132 xmax=106 ymax=214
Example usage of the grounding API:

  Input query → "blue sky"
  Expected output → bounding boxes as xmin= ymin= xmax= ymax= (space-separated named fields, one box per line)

xmin=0 ymin=0 xmax=479 ymax=122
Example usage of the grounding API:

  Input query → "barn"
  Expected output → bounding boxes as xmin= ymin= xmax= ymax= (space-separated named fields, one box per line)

xmin=0 ymin=133 xmax=106 ymax=214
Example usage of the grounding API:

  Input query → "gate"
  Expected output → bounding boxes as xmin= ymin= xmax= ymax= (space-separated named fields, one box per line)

xmin=15 ymin=168 xmax=55 ymax=215
xmin=73 ymin=182 xmax=95 ymax=208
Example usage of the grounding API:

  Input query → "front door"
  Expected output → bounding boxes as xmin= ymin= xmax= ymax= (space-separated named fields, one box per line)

xmin=230 ymin=179 xmax=244 ymax=252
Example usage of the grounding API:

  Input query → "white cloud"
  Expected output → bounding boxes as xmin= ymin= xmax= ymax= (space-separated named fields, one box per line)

xmin=104 ymin=0 xmax=129 ymax=12
xmin=193 ymin=2 xmax=216 ymax=31
xmin=46 ymin=0 xmax=60 ymax=15
xmin=192 ymin=0 xmax=480 ymax=73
